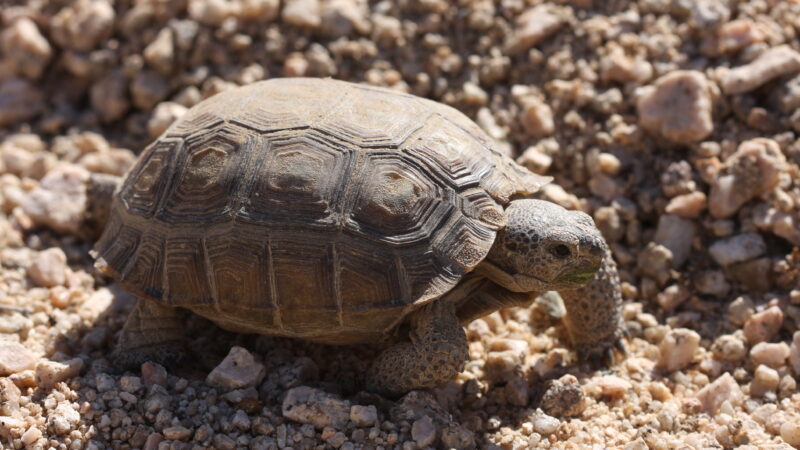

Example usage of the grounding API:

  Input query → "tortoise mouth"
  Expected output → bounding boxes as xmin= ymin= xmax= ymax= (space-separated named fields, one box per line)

xmin=556 ymin=261 xmax=601 ymax=287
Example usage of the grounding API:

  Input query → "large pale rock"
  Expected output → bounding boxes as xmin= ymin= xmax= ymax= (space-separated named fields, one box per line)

xmin=656 ymin=328 xmax=699 ymax=372
xmin=695 ymin=372 xmax=742 ymax=415
xmin=22 ymin=165 xmax=90 ymax=235
xmin=720 ymin=45 xmax=800 ymax=94
xmin=206 ymin=346 xmax=266 ymax=390
xmin=0 ymin=342 xmax=37 ymax=376
xmin=637 ymin=71 xmax=713 ymax=144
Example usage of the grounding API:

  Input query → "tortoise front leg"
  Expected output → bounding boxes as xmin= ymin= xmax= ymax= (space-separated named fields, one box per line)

xmin=366 ymin=300 xmax=468 ymax=397
xmin=112 ymin=298 xmax=186 ymax=369
xmin=558 ymin=248 xmax=625 ymax=367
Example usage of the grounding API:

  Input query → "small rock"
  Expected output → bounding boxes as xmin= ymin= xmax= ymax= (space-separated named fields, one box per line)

xmin=519 ymin=97 xmax=554 ymax=137
xmin=656 ymin=284 xmax=690 ymax=311
xmin=131 ymin=71 xmax=171 ymax=110
xmin=653 ymin=214 xmax=696 ymax=268
xmin=656 ymin=328 xmax=700 ymax=373
xmin=27 ymin=248 xmax=68 ymax=288
xmin=282 ymin=386 xmax=351 ymax=430
xmin=505 ymin=376 xmax=529 ymax=406
xmin=91 ymin=70 xmax=130 ymax=123
xmin=539 ymin=375 xmax=585 ymax=417
xmin=282 ymin=0 xmax=322 ymax=29
xmin=440 ymin=423 xmax=475 ymax=449
xmin=531 ymin=410 xmax=560 ymax=435
xmin=238 ymin=0 xmax=281 ymax=22
xmin=709 ymin=233 xmax=766 ymax=267
xmin=695 ymin=372 xmax=743 ymax=415
xmin=141 ymin=361 xmax=168 ymax=387
xmin=411 ymin=415 xmax=436 ymax=448
xmin=485 ymin=339 xmax=528 ymax=382
xmin=637 ymin=70 xmax=713 ymax=143
xmin=781 ymin=417 xmax=800 ymax=447
xmin=320 ymin=0 xmax=369 ymax=37
xmin=594 ymin=375 xmax=632 ymax=399
xmin=728 ymin=296 xmax=755 ymax=326
xmin=600 ymin=44 xmax=653 ymax=84
xmin=47 ymin=403 xmax=80 ymax=435
xmin=148 ymin=102 xmax=188 ymax=139
xmin=22 ymin=164 xmax=90 ymax=235
xmin=51 ymin=0 xmax=116 ymax=52
xmin=790 ymin=332 xmax=800 ymax=375
xmin=710 ymin=139 xmax=786 ymax=218
xmin=711 ymin=334 xmax=747 ymax=362
xmin=143 ymin=433 xmax=163 ymax=450
xmin=720 ymin=45 xmax=800 ymax=94
xmin=207 ymin=346 xmax=265 ymax=390
xmin=162 ymin=426 xmax=192 ymax=441
xmin=0 ymin=77 xmax=45 ymax=127
xmin=749 ymin=364 xmax=779 ymax=397
xmin=0 ymin=342 xmax=37 ymax=376
xmin=505 ymin=5 xmax=564 ymax=55
xmin=187 ymin=0 xmax=233 ymax=25
xmin=665 ymin=192 xmax=707 ymax=219
xmin=143 ymin=27 xmax=174 ymax=74
xmin=35 ymin=358 xmax=83 ymax=389
xmin=694 ymin=270 xmax=730 ymax=298
xmin=349 ymin=405 xmax=378 ymax=428
xmin=0 ymin=18 xmax=53 ymax=80
xmin=743 ymin=306 xmax=784 ymax=344
xmin=21 ymin=426 xmax=42 ymax=446
xmin=716 ymin=20 xmax=764 ymax=54
xmin=518 ymin=146 xmax=553 ymax=174
xmin=636 ymin=242 xmax=673 ymax=286
xmin=750 ymin=342 xmax=790 ymax=368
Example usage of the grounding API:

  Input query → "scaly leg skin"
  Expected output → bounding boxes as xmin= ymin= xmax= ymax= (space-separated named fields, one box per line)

xmin=111 ymin=298 xmax=186 ymax=370
xmin=366 ymin=300 xmax=468 ymax=397
xmin=558 ymin=248 xmax=625 ymax=368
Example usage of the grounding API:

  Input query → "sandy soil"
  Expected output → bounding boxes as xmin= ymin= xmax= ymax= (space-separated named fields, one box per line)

xmin=0 ymin=0 xmax=799 ymax=449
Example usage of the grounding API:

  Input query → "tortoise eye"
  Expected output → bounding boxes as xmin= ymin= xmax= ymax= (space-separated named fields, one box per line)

xmin=551 ymin=244 xmax=571 ymax=258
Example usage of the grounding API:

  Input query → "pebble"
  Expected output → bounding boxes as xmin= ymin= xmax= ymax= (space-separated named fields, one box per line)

xmin=519 ymin=97 xmax=555 ymax=137
xmin=695 ymin=373 xmax=742 ymax=415
xmin=750 ymin=342 xmax=790 ymax=368
xmin=594 ymin=375 xmax=632 ymax=399
xmin=21 ymin=426 xmax=43 ymax=445
xmin=656 ymin=328 xmax=700 ymax=373
xmin=743 ymin=306 xmax=784 ymax=344
xmin=780 ymin=418 xmax=800 ymax=447
xmin=720 ymin=45 xmax=800 ymax=94
xmin=206 ymin=346 xmax=266 ymax=390
xmin=790 ymin=332 xmax=800 ymax=375
xmin=187 ymin=0 xmax=233 ymax=26
xmin=282 ymin=386 xmax=351 ymax=430
xmin=162 ymin=425 xmax=192 ymax=441
xmin=485 ymin=339 xmax=528 ymax=382
xmin=711 ymin=334 xmax=747 ymax=362
xmin=27 ymin=248 xmax=68 ymax=288
xmin=694 ymin=270 xmax=730 ymax=298
xmin=282 ymin=0 xmax=322 ymax=29
xmin=505 ymin=5 xmax=564 ymax=55
xmin=143 ymin=27 xmax=174 ymax=75
xmin=749 ymin=365 xmax=779 ymax=397
xmin=600 ymin=44 xmax=652 ymax=84
xmin=1 ymin=17 xmax=53 ymax=80
xmin=531 ymin=410 xmax=560 ymax=435
xmin=411 ymin=415 xmax=436 ymax=447
xmin=715 ymin=20 xmax=764 ymax=54
xmin=48 ymin=403 xmax=81 ymax=435
xmin=350 ymin=405 xmax=378 ymax=427
xmin=90 ymin=70 xmax=131 ymax=122
xmin=518 ymin=146 xmax=553 ymax=174
xmin=35 ymin=358 xmax=84 ymax=389
xmin=653 ymin=214 xmax=695 ymax=268
xmin=141 ymin=362 xmax=168 ymax=387
xmin=131 ymin=71 xmax=171 ymax=110
xmin=636 ymin=70 xmax=713 ymax=143
xmin=148 ymin=102 xmax=188 ymax=139
xmin=636 ymin=243 xmax=672 ymax=286
xmin=709 ymin=139 xmax=786 ymax=218
xmin=539 ymin=375 xmax=586 ymax=417
xmin=0 ymin=77 xmax=45 ymax=127
xmin=238 ymin=0 xmax=281 ymax=22
xmin=665 ymin=192 xmax=707 ymax=219
xmin=51 ymin=0 xmax=116 ymax=52
xmin=0 ymin=341 xmax=37 ymax=376
xmin=708 ymin=233 xmax=766 ymax=267
xmin=22 ymin=164 xmax=90 ymax=235
xmin=505 ymin=376 xmax=529 ymax=407
xmin=656 ymin=284 xmax=690 ymax=311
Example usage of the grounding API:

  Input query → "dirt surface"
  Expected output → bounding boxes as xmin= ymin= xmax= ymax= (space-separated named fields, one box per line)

xmin=1 ymin=0 xmax=800 ymax=449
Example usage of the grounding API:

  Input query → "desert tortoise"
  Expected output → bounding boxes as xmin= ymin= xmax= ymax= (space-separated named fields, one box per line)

xmin=88 ymin=78 xmax=623 ymax=396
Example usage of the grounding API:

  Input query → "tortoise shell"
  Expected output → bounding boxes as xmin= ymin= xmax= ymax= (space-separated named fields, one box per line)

xmin=93 ymin=78 xmax=548 ymax=344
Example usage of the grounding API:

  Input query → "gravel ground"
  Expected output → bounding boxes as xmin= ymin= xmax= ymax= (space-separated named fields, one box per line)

xmin=1 ymin=0 xmax=800 ymax=449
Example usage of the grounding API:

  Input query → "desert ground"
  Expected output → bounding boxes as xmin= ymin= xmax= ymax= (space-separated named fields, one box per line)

xmin=0 ymin=0 xmax=799 ymax=448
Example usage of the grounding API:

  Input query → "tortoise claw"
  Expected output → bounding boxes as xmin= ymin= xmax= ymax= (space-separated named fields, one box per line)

xmin=577 ymin=335 xmax=626 ymax=369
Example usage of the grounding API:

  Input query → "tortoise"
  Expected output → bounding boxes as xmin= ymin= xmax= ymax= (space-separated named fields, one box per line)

xmin=86 ymin=78 xmax=623 ymax=396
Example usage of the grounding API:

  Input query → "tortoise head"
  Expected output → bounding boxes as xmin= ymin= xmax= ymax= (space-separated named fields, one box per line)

xmin=479 ymin=199 xmax=606 ymax=293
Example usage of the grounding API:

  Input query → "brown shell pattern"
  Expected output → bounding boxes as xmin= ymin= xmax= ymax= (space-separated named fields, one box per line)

xmin=93 ymin=78 xmax=548 ymax=339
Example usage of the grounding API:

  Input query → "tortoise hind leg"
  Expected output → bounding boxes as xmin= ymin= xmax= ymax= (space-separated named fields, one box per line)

xmin=112 ymin=298 xmax=186 ymax=370
xmin=365 ymin=300 xmax=468 ymax=397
